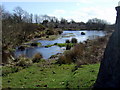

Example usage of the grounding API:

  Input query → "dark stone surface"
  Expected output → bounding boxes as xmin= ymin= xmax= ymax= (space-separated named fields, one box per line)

xmin=94 ymin=6 xmax=120 ymax=88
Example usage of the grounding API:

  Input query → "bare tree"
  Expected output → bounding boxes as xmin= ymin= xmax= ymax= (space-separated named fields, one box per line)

xmin=22 ymin=11 xmax=30 ymax=23
xmin=13 ymin=6 xmax=24 ymax=23
xmin=86 ymin=18 xmax=108 ymax=30
xmin=70 ymin=19 xmax=76 ymax=24
xmin=60 ymin=18 xmax=67 ymax=24
xmin=42 ymin=15 xmax=50 ymax=21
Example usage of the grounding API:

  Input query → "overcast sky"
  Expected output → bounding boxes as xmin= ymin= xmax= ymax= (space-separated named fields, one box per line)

xmin=1 ymin=0 xmax=120 ymax=24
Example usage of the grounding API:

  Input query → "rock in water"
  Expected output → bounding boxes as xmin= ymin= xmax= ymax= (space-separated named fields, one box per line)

xmin=94 ymin=6 xmax=120 ymax=88
xmin=81 ymin=32 xmax=85 ymax=35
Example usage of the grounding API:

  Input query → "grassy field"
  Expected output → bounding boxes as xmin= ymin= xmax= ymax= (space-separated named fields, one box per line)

xmin=2 ymin=34 xmax=110 ymax=89
xmin=2 ymin=62 xmax=100 ymax=88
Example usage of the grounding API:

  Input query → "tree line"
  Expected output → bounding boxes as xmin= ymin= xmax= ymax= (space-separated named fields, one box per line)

xmin=1 ymin=6 xmax=114 ymax=30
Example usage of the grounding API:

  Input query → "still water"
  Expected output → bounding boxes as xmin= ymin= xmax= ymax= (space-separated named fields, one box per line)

xmin=15 ymin=30 xmax=106 ymax=59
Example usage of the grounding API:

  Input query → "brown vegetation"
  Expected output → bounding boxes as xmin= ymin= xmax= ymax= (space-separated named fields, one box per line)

xmin=57 ymin=35 xmax=110 ymax=66
xmin=32 ymin=53 xmax=43 ymax=63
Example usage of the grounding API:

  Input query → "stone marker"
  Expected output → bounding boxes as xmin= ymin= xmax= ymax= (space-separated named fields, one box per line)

xmin=94 ymin=2 xmax=120 ymax=88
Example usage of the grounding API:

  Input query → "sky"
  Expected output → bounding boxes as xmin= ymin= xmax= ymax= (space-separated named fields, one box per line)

xmin=1 ymin=0 xmax=120 ymax=24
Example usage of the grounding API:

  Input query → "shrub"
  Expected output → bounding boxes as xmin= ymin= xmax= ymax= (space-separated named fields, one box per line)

xmin=65 ymin=39 xmax=70 ymax=43
xmin=53 ymin=28 xmax=63 ymax=35
xmin=66 ymin=44 xmax=71 ymax=50
xmin=57 ymin=44 xmax=85 ymax=64
xmin=57 ymin=36 xmax=108 ymax=65
xmin=57 ymin=55 xmax=68 ymax=64
xmin=32 ymin=53 xmax=43 ymax=63
xmin=46 ymin=35 xmax=49 ymax=38
xmin=71 ymin=38 xmax=78 ymax=43
xmin=37 ymin=24 xmax=45 ymax=30
xmin=46 ymin=29 xmax=54 ymax=35
xmin=16 ymin=57 xmax=32 ymax=68
xmin=57 ymin=30 xmax=63 ymax=34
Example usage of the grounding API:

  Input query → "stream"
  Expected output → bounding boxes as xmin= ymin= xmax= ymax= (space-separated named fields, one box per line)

xmin=14 ymin=30 xmax=106 ymax=59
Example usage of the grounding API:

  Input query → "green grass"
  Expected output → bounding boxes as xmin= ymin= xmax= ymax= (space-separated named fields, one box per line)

xmin=2 ymin=63 xmax=100 ymax=88
xmin=56 ymin=43 xmax=73 ymax=47
xmin=67 ymin=64 xmax=100 ymax=88
xmin=45 ymin=43 xmax=74 ymax=48
xmin=45 ymin=44 xmax=54 ymax=48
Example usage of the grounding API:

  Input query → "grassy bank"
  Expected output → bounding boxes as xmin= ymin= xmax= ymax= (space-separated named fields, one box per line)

xmin=2 ymin=62 xmax=100 ymax=88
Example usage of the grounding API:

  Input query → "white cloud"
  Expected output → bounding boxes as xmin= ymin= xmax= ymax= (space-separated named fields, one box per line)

xmin=64 ymin=6 xmax=116 ymax=24
xmin=46 ymin=0 xmax=118 ymax=24
xmin=50 ymin=6 xmax=116 ymax=24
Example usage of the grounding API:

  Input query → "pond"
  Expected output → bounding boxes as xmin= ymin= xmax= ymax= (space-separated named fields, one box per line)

xmin=14 ymin=30 xmax=106 ymax=59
